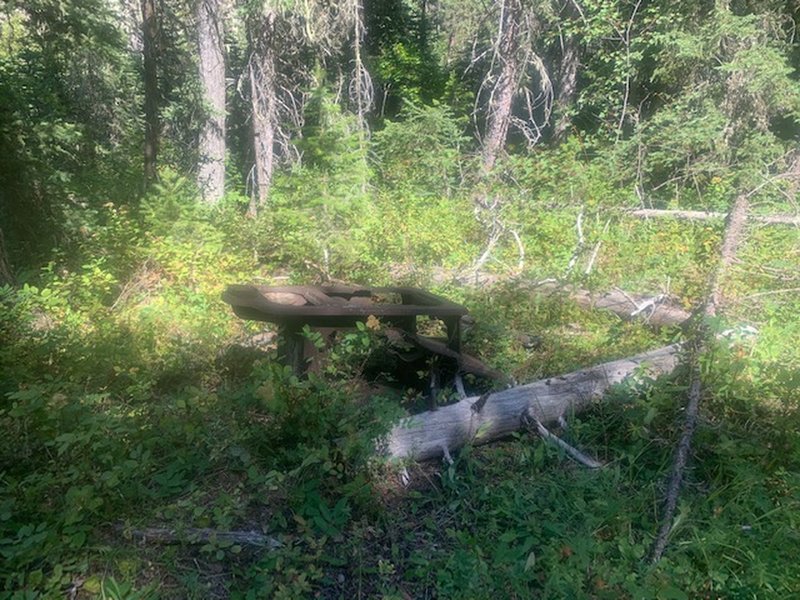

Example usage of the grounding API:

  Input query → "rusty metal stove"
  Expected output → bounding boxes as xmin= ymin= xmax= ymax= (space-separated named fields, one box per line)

xmin=222 ymin=284 xmax=469 ymax=375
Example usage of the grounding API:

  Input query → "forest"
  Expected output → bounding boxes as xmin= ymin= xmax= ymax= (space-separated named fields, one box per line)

xmin=1 ymin=0 xmax=800 ymax=597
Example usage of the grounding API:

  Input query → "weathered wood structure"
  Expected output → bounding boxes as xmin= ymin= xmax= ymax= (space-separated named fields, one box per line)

xmin=222 ymin=284 xmax=470 ymax=375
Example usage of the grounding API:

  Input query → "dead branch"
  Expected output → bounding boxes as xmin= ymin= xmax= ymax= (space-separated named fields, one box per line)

xmin=564 ymin=207 xmax=585 ymax=276
xmin=584 ymin=218 xmax=611 ymax=275
xmin=735 ymin=287 xmax=800 ymax=301
xmin=526 ymin=415 xmax=604 ymax=469
xmin=649 ymin=191 xmax=751 ymax=563
xmin=426 ymin=266 xmax=691 ymax=327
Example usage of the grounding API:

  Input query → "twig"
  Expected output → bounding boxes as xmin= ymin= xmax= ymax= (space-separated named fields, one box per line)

xmin=629 ymin=294 xmax=666 ymax=318
xmin=613 ymin=286 xmax=642 ymax=312
xmin=734 ymin=287 xmax=800 ymax=301
xmin=565 ymin=207 xmax=585 ymax=276
xmin=584 ymin=218 xmax=611 ymax=275
xmin=510 ymin=228 xmax=525 ymax=273
xmin=526 ymin=415 xmax=604 ymax=469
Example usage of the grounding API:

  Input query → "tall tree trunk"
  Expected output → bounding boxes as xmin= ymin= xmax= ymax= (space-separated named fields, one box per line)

xmin=552 ymin=38 xmax=578 ymax=141
xmin=481 ymin=0 xmax=523 ymax=172
xmin=196 ymin=0 xmax=226 ymax=204
xmin=141 ymin=0 xmax=159 ymax=188
xmin=552 ymin=2 xmax=579 ymax=142
xmin=247 ymin=11 xmax=277 ymax=217
xmin=348 ymin=0 xmax=372 ymax=194
xmin=349 ymin=0 xmax=370 ymax=130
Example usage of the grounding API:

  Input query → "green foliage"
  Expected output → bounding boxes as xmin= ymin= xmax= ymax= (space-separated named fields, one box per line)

xmin=636 ymin=5 xmax=800 ymax=195
xmin=0 ymin=0 xmax=141 ymax=269
xmin=374 ymin=102 xmax=469 ymax=195
xmin=365 ymin=0 xmax=445 ymax=112
xmin=2 ymin=0 xmax=800 ymax=597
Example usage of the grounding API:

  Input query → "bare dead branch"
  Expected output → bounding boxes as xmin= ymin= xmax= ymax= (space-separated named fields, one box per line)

xmin=650 ymin=191 xmax=751 ymax=563
xmin=526 ymin=415 xmax=604 ymax=469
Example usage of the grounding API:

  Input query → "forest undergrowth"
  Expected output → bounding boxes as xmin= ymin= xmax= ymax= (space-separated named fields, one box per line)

xmin=2 ymin=151 xmax=799 ymax=598
xmin=3 ymin=1 xmax=800 ymax=594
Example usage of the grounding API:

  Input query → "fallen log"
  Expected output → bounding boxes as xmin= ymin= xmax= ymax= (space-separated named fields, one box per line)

xmin=382 ymin=344 xmax=680 ymax=462
xmin=116 ymin=525 xmax=281 ymax=549
xmin=529 ymin=282 xmax=691 ymax=327
xmin=426 ymin=267 xmax=691 ymax=327
xmin=628 ymin=208 xmax=799 ymax=226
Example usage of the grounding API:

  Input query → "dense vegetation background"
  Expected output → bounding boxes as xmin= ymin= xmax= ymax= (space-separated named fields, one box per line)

xmin=1 ymin=0 xmax=799 ymax=597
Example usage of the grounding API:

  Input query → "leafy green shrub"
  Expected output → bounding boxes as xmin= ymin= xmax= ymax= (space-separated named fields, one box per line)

xmin=373 ymin=103 xmax=469 ymax=196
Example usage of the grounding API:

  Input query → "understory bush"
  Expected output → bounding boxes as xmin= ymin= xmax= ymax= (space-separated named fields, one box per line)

xmin=2 ymin=146 xmax=799 ymax=597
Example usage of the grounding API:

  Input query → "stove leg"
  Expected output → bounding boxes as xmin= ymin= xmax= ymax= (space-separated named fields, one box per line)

xmin=278 ymin=324 xmax=306 ymax=376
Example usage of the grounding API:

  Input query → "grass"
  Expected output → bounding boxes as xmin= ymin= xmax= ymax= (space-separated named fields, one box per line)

xmin=2 ymin=193 xmax=799 ymax=598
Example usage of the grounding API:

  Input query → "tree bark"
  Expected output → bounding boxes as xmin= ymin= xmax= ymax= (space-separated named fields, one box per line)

xmin=247 ymin=11 xmax=277 ymax=216
xmin=382 ymin=344 xmax=680 ymax=462
xmin=552 ymin=1 xmax=579 ymax=142
xmin=481 ymin=0 xmax=523 ymax=172
xmin=552 ymin=38 xmax=578 ymax=141
xmin=0 ymin=226 xmax=13 ymax=286
xmin=141 ymin=0 xmax=159 ymax=188
xmin=708 ymin=194 xmax=750 ymax=313
xmin=196 ymin=0 xmax=226 ymax=204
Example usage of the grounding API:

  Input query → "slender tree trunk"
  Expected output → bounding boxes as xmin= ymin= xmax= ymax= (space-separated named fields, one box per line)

xmin=141 ymin=0 xmax=159 ymax=188
xmin=247 ymin=11 xmax=277 ymax=217
xmin=350 ymin=0 xmax=369 ymax=130
xmin=552 ymin=41 xmax=577 ymax=141
xmin=196 ymin=0 xmax=226 ymax=204
xmin=0 ymin=226 xmax=13 ymax=286
xmin=482 ymin=0 xmax=522 ymax=172
xmin=349 ymin=0 xmax=372 ymax=194
xmin=552 ymin=3 xmax=579 ymax=142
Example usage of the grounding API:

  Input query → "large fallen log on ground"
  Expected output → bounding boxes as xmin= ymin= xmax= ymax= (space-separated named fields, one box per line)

xmin=529 ymin=282 xmax=691 ymax=327
xmin=382 ymin=344 xmax=681 ymax=462
xmin=426 ymin=267 xmax=691 ymax=327
xmin=628 ymin=208 xmax=800 ymax=226
xmin=116 ymin=525 xmax=281 ymax=549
